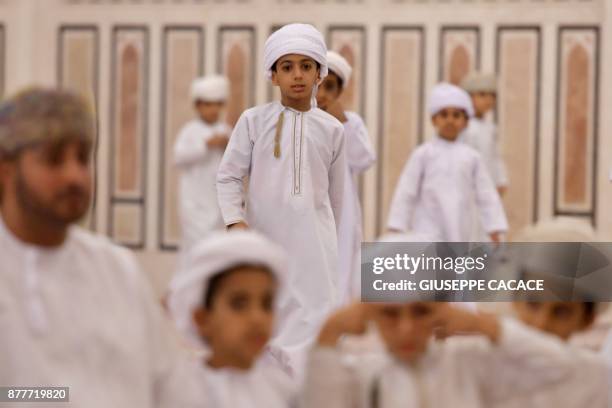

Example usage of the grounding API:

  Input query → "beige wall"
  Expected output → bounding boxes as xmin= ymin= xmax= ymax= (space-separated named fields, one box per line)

xmin=0 ymin=0 xmax=609 ymax=295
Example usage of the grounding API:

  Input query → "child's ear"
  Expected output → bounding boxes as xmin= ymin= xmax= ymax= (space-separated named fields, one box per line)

xmin=271 ymin=71 xmax=279 ymax=86
xmin=316 ymin=68 xmax=323 ymax=84
xmin=193 ymin=307 xmax=211 ymax=339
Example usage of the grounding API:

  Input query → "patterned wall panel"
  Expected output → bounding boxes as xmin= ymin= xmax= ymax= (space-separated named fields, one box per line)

xmin=440 ymin=26 xmax=480 ymax=85
xmin=327 ymin=26 xmax=366 ymax=115
xmin=217 ymin=26 xmax=255 ymax=127
xmin=377 ymin=27 xmax=425 ymax=234
xmin=159 ymin=26 xmax=204 ymax=250
xmin=554 ymin=26 xmax=599 ymax=221
xmin=109 ymin=26 xmax=149 ymax=248
xmin=58 ymin=25 xmax=100 ymax=231
xmin=0 ymin=25 xmax=5 ymax=99
xmin=496 ymin=27 xmax=541 ymax=235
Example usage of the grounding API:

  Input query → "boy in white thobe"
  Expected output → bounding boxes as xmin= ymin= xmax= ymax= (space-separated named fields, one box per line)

xmin=216 ymin=23 xmax=346 ymax=377
xmin=387 ymin=83 xmax=507 ymax=242
xmin=174 ymin=76 xmax=232 ymax=252
xmin=317 ymin=50 xmax=376 ymax=303
xmin=497 ymin=221 xmax=610 ymax=408
xmin=460 ymin=72 xmax=508 ymax=196
xmin=168 ymin=231 xmax=296 ymax=408
xmin=301 ymin=302 xmax=576 ymax=408
xmin=0 ymin=88 xmax=197 ymax=408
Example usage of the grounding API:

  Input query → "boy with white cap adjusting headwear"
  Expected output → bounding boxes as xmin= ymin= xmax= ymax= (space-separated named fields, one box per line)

xmin=216 ymin=23 xmax=346 ymax=377
xmin=169 ymin=231 xmax=296 ymax=408
xmin=317 ymin=51 xmax=376 ymax=303
xmin=496 ymin=220 xmax=610 ymax=408
xmin=387 ymin=83 xmax=507 ymax=242
xmin=174 ymin=75 xmax=232 ymax=253
xmin=460 ymin=72 xmax=508 ymax=197
xmin=301 ymin=300 xmax=579 ymax=408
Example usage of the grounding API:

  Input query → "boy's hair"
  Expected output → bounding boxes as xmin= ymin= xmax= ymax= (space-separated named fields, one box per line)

xmin=328 ymin=70 xmax=344 ymax=89
xmin=583 ymin=302 xmax=596 ymax=321
xmin=271 ymin=59 xmax=321 ymax=73
xmin=202 ymin=263 xmax=274 ymax=309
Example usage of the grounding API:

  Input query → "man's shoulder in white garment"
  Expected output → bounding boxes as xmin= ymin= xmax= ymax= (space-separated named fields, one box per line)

xmin=66 ymin=226 xmax=141 ymax=283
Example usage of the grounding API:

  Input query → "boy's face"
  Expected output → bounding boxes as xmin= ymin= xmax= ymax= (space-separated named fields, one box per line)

xmin=316 ymin=72 xmax=342 ymax=111
xmin=513 ymin=302 xmax=594 ymax=340
xmin=431 ymin=107 xmax=468 ymax=141
xmin=193 ymin=267 xmax=277 ymax=369
xmin=1 ymin=140 xmax=92 ymax=226
xmin=371 ymin=302 xmax=444 ymax=363
xmin=195 ymin=101 xmax=224 ymax=124
xmin=471 ymin=92 xmax=496 ymax=117
xmin=271 ymin=54 xmax=320 ymax=103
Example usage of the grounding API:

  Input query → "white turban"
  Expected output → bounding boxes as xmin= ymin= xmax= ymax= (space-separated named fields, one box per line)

xmin=190 ymin=75 xmax=229 ymax=102
xmin=461 ymin=72 xmax=498 ymax=93
xmin=512 ymin=220 xmax=611 ymax=309
xmin=326 ymin=51 xmax=352 ymax=88
xmin=428 ymin=82 xmax=474 ymax=117
xmin=263 ymin=23 xmax=328 ymax=81
xmin=168 ymin=231 xmax=288 ymax=349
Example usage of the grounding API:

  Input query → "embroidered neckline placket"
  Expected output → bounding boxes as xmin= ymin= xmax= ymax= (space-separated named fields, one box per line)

xmin=292 ymin=112 xmax=304 ymax=195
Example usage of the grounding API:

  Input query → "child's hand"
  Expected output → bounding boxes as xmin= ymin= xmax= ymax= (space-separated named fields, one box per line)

xmin=227 ymin=221 xmax=249 ymax=230
xmin=489 ymin=231 xmax=502 ymax=243
xmin=206 ymin=134 xmax=229 ymax=149
xmin=317 ymin=303 xmax=369 ymax=347
xmin=497 ymin=186 xmax=507 ymax=197
xmin=433 ymin=306 xmax=500 ymax=343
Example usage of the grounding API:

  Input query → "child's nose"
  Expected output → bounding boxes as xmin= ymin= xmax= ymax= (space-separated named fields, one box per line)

xmin=397 ymin=317 xmax=416 ymax=335
xmin=250 ymin=307 xmax=269 ymax=323
xmin=533 ymin=312 xmax=550 ymax=331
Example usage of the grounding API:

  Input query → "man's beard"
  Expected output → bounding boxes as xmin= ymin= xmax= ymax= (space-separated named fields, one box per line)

xmin=15 ymin=167 xmax=90 ymax=228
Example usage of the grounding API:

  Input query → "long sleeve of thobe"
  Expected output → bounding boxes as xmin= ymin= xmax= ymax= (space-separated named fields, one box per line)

xmin=344 ymin=114 xmax=376 ymax=174
xmin=216 ymin=114 xmax=252 ymax=226
xmin=300 ymin=347 xmax=358 ymax=408
xmin=491 ymin=128 xmax=509 ymax=187
xmin=469 ymin=319 xmax=574 ymax=403
xmin=329 ymin=127 xmax=347 ymax=231
xmin=174 ymin=125 xmax=211 ymax=167
xmin=472 ymin=156 xmax=508 ymax=234
xmin=386 ymin=149 xmax=424 ymax=232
